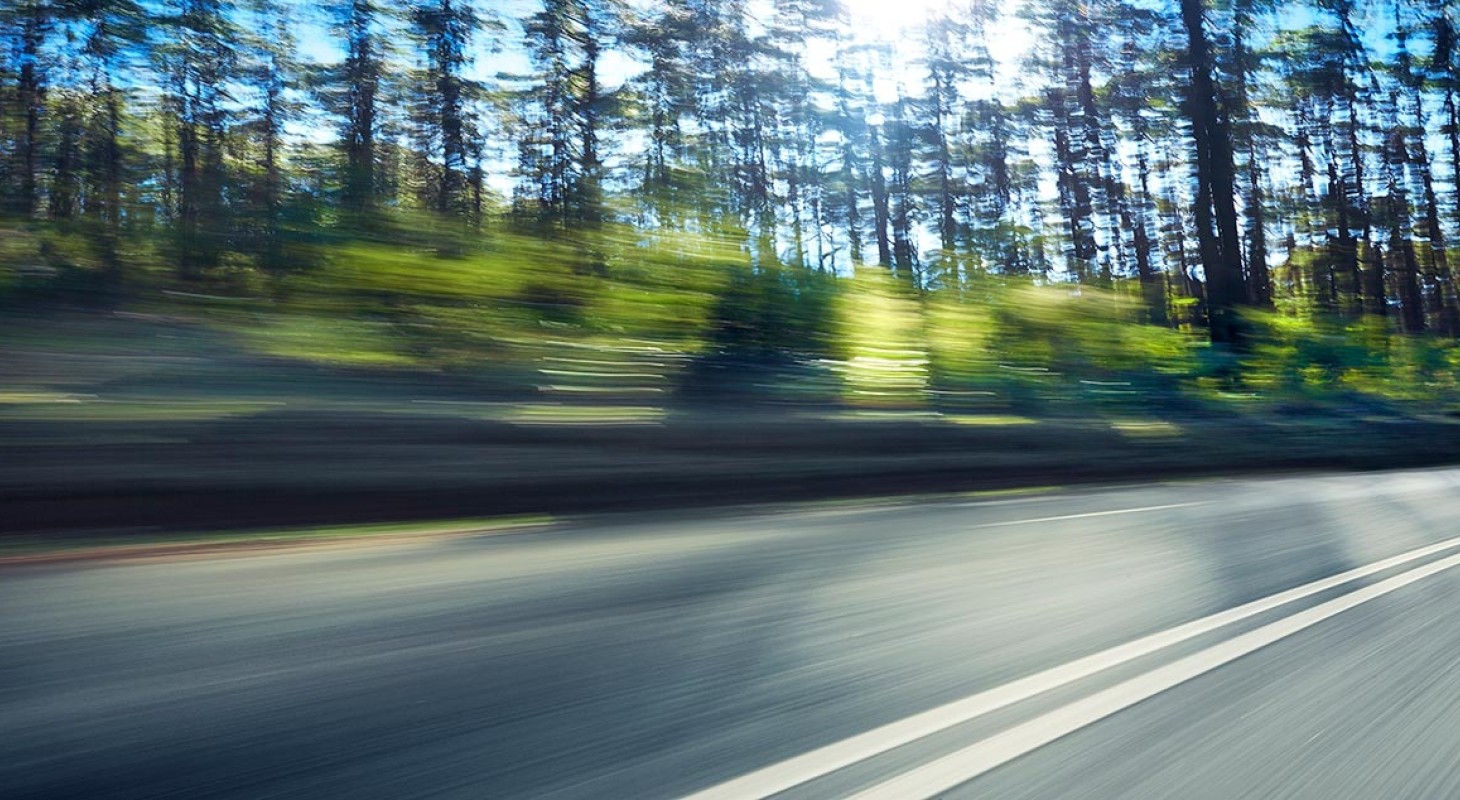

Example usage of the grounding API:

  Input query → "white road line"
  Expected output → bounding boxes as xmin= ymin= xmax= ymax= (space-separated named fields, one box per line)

xmin=850 ymin=548 xmax=1460 ymax=800
xmin=681 ymin=533 xmax=1460 ymax=800
xmin=970 ymin=502 xmax=1206 ymax=528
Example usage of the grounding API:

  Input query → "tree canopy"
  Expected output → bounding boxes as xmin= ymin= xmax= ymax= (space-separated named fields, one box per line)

xmin=4 ymin=0 xmax=1460 ymax=405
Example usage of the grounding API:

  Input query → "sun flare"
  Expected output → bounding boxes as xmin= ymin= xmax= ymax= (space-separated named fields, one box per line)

xmin=840 ymin=0 xmax=1032 ymax=61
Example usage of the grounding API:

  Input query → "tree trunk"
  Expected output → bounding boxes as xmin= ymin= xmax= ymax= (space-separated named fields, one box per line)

xmin=16 ymin=2 xmax=46 ymax=217
xmin=98 ymin=85 xmax=123 ymax=276
xmin=1134 ymin=143 xmax=1167 ymax=325
xmin=1231 ymin=14 xmax=1272 ymax=307
xmin=343 ymin=0 xmax=378 ymax=215
xmin=1180 ymin=0 xmax=1244 ymax=345
xmin=1416 ymin=132 xmax=1460 ymax=335
xmin=868 ymin=123 xmax=892 ymax=268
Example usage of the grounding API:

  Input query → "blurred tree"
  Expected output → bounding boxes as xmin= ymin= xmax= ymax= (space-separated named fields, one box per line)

xmin=516 ymin=0 xmax=619 ymax=228
xmin=1029 ymin=0 xmax=1105 ymax=285
xmin=236 ymin=0 xmax=301 ymax=273
xmin=157 ymin=0 xmax=237 ymax=278
xmin=3 ymin=0 xmax=53 ymax=217
xmin=622 ymin=0 xmax=698 ymax=216
xmin=919 ymin=4 xmax=974 ymax=285
xmin=1225 ymin=0 xmax=1276 ymax=308
xmin=410 ymin=0 xmax=486 ymax=217
xmin=1180 ymin=0 xmax=1246 ymax=345
xmin=6 ymin=0 xmax=1460 ymax=402
xmin=883 ymin=91 xmax=920 ymax=283
xmin=960 ymin=0 xmax=1022 ymax=278
xmin=330 ymin=0 xmax=386 ymax=216
xmin=1106 ymin=2 xmax=1178 ymax=324
xmin=1396 ymin=1 xmax=1460 ymax=334
xmin=1430 ymin=11 xmax=1460 ymax=246
xmin=71 ymin=0 xmax=146 ymax=277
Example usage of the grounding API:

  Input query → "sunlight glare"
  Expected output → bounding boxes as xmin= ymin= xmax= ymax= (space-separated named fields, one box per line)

xmin=843 ymin=0 xmax=956 ymax=31
xmin=841 ymin=0 xmax=1033 ymax=64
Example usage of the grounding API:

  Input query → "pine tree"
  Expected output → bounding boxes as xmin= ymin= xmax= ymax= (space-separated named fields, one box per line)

xmin=920 ymin=5 xmax=973 ymax=284
xmin=1180 ymin=0 xmax=1244 ymax=345
xmin=517 ymin=0 xmax=616 ymax=225
xmin=3 ymin=0 xmax=53 ymax=216
xmin=158 ymin=0 xmax=236 ymax=277
xmin=411 ymin=0 xmax=484 ymax=216
xmin=335 ymin=0 xmax=385 ymax=216
xmin=70 ymin=0 xmax=146 ymax=274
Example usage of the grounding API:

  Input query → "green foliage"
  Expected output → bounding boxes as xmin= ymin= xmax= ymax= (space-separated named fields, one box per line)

xmin=9 ymin=206 xmax=1457 ymax=415
xmin=837 ymin=267 xmax=931 ymax=406
xmin=704 ymin=264 xmax=838 ymax=362
xmin=1242 ymin=311 xmax=1460 ymax=405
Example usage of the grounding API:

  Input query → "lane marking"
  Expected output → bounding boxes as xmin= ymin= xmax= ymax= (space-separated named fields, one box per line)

xmin=850 ymin=548 xmax=1460 ymax=799
xmin=681 ymin=533 xmax=1460 ymax=800
xmin=970 ymin=502 xmax=1205 ymax=528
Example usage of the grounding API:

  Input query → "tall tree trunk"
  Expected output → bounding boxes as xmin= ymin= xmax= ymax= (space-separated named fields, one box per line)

xmin=261 ymin=60 xmax=284 ymax=271
xmin=1180 ymin=0 xmax=1244 ymax=345
xmin=868 ymin=123 xmax=892 ymax=268
xmin=1295 ymin=108 xmax=1334 ymax=311
xmin=1346 ymin=96 xmax=1385 ymax=319
xmin=343 ymin=0 xmax=379 ymax=215
xmin=1245 ymin=157 xmax=1271 ymax=305
xmin=1390 ymin=222 xmax=1425 ymax=334
xmin=1326 ymin=145 xmax=1361 ymax=315
xmin=1231 ymin=12 xmax=1272 ymax=306
xmin=931 ymin=72 xmax=956 ymax=259
xmin=98 ymin=85 xmax=123 ymax=276
xmin=1399 ymin=8 xmax=1460 ymax=333
xmin=177 ymin=87 xmax=201 ymax=278
xmin=1075 ymin=29 xmax=1116 ymax=286
xmin=50 ymin=97 xmax=80 ymax=220
xmin=1050 ymin=47 xmax=1097 ymax=284
xmin=841 ymin=128 xmax=863 ymax=266
xmin=1134 ymin=142 xmax=1166 ymax=325
xmin=1447 ymin=84 xmax=1460 ymax=235
xmin=429 ymin=0 xmax=469 ymax=216
xmin=578 ymin=25 xmax=602 ymax=226
xmin=15 ymin=1 xmax=46 ymax=217
xmin=888 ymin=99 xmax=917 ymax=282
xmin=1416 ymin=127 xmax=1459 ymax=335
xmin=1050 ymin=87 xmax=1094 ymax=284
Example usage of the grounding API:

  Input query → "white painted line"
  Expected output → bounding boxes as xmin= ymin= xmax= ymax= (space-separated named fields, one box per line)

xmin=850 ymin=548 xmax=1460 ymax=800
xmin=681 ymin=533 xmax=1460 ymax=800
xmin=970 ymin=502 xmax=1205 ymax=528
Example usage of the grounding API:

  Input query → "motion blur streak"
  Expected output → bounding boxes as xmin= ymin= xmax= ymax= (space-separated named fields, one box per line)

xmin=8 ymin=469 xmax=1460 ymax=799
xmin=849 ymin=548 xmax=1460 ymax=800
xmin=684 ymin=524 xmax=1460 ymax=800
xmin=6 ymin=0 xmax=1460 ymax=796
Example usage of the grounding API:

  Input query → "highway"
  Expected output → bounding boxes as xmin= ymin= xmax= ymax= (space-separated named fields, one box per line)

xmin=6 ymin=468 xmax=1460 ymax=799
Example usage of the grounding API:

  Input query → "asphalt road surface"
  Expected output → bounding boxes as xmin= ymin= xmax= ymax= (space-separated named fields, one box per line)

xmin=7 ymin=468 xmax=1460 ymax=799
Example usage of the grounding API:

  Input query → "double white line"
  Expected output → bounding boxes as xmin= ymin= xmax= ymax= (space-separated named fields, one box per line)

xmin=685 ymin=533 xmax=1460 ymax=800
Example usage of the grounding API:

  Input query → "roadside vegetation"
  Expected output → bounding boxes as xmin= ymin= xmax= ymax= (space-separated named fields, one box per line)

xmin=5 ymin=0 xmax=1460 ymax=535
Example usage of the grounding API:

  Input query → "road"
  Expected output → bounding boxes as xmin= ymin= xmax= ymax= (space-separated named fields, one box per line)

xmin=6 ymin=468 xmax=1460 ymax=799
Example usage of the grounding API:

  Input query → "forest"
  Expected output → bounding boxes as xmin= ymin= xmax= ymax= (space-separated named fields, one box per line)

xmin=4 ymin=0 xmax=1460 ymax=414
